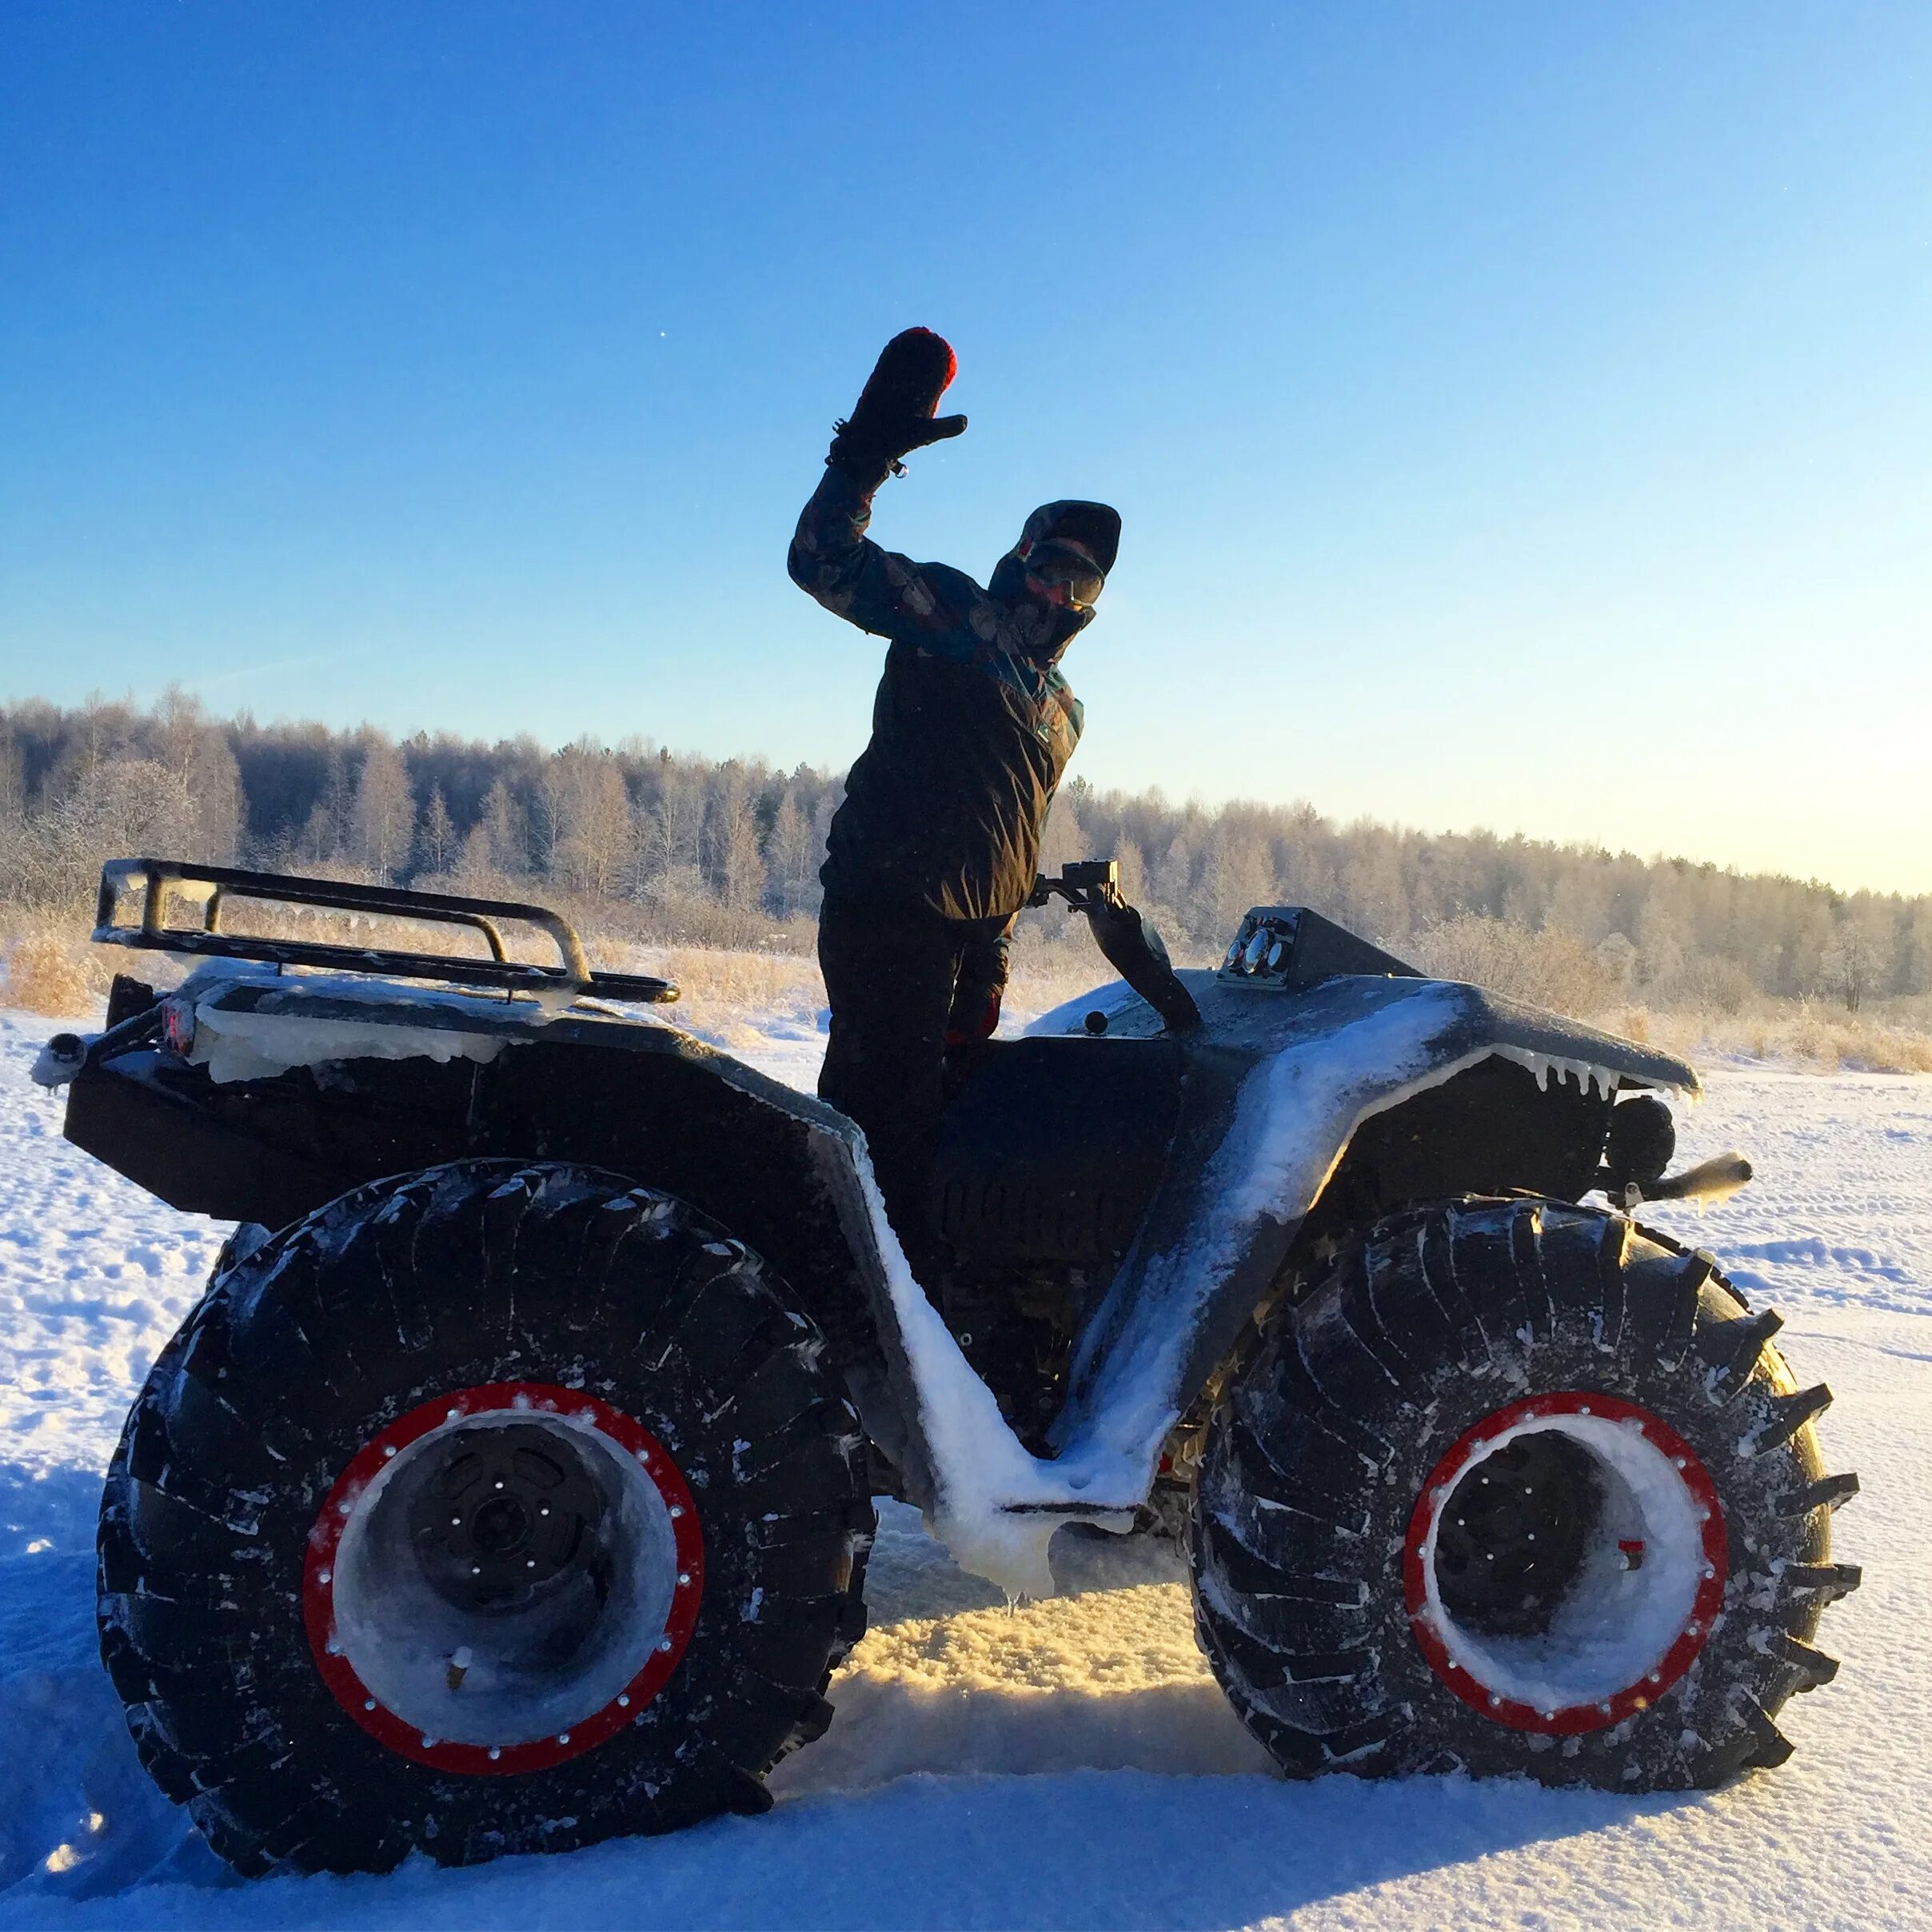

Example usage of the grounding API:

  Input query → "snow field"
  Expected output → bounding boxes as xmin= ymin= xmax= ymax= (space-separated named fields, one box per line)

xmin=0 ymin=1003 xmax=1926 ymax=1927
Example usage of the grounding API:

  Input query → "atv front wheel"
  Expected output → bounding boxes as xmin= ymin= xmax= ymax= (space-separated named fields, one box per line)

xmin=1190 ymin=1198 xmax=1858 ymax=1790
xmin=98 ymin=1161 xmax=872 ymax=1874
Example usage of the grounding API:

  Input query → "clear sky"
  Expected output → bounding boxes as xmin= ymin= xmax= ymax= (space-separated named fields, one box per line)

xmin=2 ymin=3 xmax=1927 ymax=892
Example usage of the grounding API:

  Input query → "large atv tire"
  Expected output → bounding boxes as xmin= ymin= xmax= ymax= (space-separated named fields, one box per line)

xmin=1191 ymin=1197 xmax=1858 ymax=1790
xmin=98 ymin=1161 xmax=873 ymax=1875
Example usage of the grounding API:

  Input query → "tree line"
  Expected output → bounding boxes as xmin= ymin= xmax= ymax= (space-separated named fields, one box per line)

xmin=2 ymin=692 xmax=1924 ymax=1011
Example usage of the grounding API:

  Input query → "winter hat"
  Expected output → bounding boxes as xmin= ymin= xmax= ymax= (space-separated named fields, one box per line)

xmin=1019 ymin=500 xmax=1121 ymax=576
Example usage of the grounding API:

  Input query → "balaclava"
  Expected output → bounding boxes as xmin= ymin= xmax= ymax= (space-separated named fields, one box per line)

xmin=989 ymin=500 xmax=1123 ymax=661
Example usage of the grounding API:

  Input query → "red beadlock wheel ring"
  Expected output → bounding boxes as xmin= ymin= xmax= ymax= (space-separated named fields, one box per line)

xmin=302 ymin=1382 xmax=705 ymax=1776
xmin=1402 ymin=1391 xmax=1728 ymax=1736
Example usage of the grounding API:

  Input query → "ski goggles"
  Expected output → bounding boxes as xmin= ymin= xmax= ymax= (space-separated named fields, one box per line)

xmin=1024 ymin=539 xmax=1106 ymax=609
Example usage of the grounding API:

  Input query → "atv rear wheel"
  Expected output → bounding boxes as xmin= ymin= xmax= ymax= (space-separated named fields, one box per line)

xmin=1190 ymin=1198 xmax=1858 ymax=1790
xmin=98 ymin=1161 xmax=872 ymax=1875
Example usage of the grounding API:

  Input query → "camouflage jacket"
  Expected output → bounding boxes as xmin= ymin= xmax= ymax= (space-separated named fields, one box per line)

xmin=788 ymin=467 xmax=1085 ymax=922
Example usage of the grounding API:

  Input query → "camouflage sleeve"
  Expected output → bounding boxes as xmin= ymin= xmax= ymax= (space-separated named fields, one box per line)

xmin=787 ymin=468 xmax=972 ymax=643
xmin=955 ymin=915 xmax=1016 ymax=1002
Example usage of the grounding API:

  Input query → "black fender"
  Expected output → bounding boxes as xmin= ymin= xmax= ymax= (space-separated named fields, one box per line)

xmin=60 ymin=974 xmax=944 ymax=1515
xmin=1038 ymin=972 xmax=1698 ymax=1514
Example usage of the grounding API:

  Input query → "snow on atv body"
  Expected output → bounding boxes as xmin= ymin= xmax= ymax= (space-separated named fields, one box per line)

xmin=50 ymin=859 xmax=1858 ymax=1875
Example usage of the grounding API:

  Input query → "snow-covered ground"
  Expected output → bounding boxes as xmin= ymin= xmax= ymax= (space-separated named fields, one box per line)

xmin=0 ymin=1000 xmax=1926 ymax=1930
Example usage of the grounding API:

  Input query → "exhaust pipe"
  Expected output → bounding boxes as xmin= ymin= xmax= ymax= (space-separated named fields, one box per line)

xmin=1616 ymin=1152 xmax=1754 ymax=1208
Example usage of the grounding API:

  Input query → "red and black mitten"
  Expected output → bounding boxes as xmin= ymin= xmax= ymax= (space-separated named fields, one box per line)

xmin=827 ymin=328 xmax=966 ymax=485
xmin=944 ymin=920 xmax=1008 ymax=1052
xmin=944 ymin=983 xmax=1002 ymax=1052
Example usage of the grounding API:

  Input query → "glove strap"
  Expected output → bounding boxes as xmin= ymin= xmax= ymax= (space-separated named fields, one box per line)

xmin=825 ymin=418 xmax=904 ymax=489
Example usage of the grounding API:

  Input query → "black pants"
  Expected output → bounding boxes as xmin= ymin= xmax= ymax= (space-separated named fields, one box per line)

xmin=816 ymin=894 xmax=1008 ymax=1259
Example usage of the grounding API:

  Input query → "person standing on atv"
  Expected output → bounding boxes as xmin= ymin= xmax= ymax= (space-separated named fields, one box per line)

xmin=788 ymin=329 xmax=1120 ymax=1259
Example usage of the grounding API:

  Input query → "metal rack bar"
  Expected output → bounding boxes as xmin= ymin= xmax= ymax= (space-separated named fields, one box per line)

xmin=93 ymin=858 xmax=677 ymax=1004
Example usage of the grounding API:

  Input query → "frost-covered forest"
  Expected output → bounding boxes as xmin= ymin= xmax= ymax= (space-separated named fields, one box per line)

xmin=2 ymin=692 xmax=1926 ymax=1020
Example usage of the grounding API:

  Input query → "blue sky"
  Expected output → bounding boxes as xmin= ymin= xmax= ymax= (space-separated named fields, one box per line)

xmin=2 ymin=2 xmax=1926 ymax=892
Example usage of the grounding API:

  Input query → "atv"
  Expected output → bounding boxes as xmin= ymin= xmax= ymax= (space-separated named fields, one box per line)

xmin=38 ymin=856 xmax=1858 ymax=1877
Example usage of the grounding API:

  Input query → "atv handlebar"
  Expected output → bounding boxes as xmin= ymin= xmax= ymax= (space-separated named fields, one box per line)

xmin=1032 ymin=860 xmax=1203 ymax=1035
xmin=1028 ymin=859 xmax=1127 ymax=914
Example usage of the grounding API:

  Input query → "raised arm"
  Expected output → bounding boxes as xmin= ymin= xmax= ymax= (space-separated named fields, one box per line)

xmin=788 ymin=468 xmax=975 ymax=641
xmin=787 ymin=329 xmax=971 ymax=641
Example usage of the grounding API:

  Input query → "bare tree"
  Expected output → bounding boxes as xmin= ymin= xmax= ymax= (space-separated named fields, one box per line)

xmin=453 ymin=821 xmax=496 ymax=889
xmin=349 ymin=736 xmax=416 ymax=883
xmin=1038 ymin=790 xmax=1088 ymax=875
xmin=1149 ymin=821 xmax=1201 ymax=925
xmin=147 ymin=689 xmax=242 ymax=864
xmin=764 ymin=789 xmax=816 ymax=916
xmin=1195 ymin=816 xmax=1272 ymax=940
xmin=637 ymin=764 xmax=705 ymax=893
xmin=293 ymin=752 xmax=355 ymax=868
xmin=17 ymin=756 xmax=198 ymax=908
xmin=1902 ymin=902 xmax=1932 ymax=998
xmin=417 ymin=785 xmax=457 ymax=878
xmin=1337 ymin=826 xmax=1411 ymax=945
xmin=1820 ymin=912 xmax=1891 ymax=1013
xmin=0 ymin=736 xmax=23 ymax=825
xmin=701 ymin=764 xmax=766 ymax=913
xmin=548 ymin=747 xmax=632 ymax=897
xmin=477 ymin=778 xmax=526 ymax=876
xmin=1594 ymin=930 xmax=1639 ymax=995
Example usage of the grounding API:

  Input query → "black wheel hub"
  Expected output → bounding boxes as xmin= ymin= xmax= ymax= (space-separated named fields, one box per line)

xmin=1433 ymin=1431 xmax=1603 ymax=1638
xmin=407 ymin=1423 xmax=608 ymax=1613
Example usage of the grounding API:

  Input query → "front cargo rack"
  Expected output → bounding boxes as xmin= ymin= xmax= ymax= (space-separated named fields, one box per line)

xmin=94 ymin=858 xmax=678 ymax=1004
